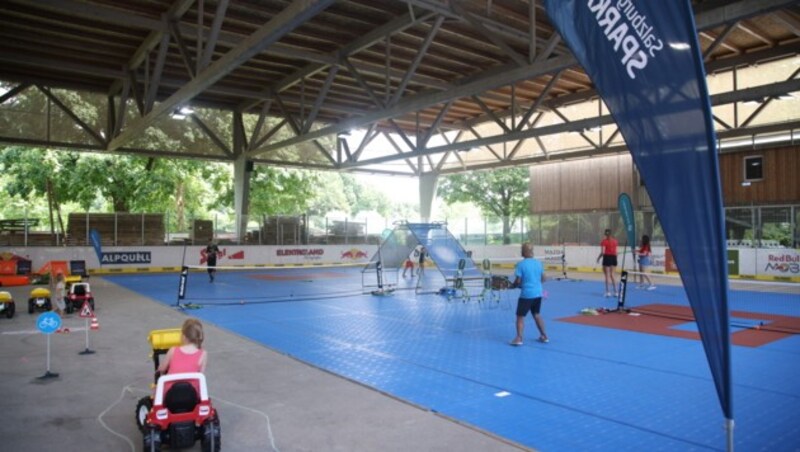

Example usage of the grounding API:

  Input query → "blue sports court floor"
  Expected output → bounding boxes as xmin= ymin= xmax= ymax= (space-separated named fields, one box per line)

xmin=106 ymin=268 xmax=800 ymax=451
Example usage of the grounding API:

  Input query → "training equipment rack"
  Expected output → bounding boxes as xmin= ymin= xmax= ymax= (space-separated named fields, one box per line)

xmin=362 ymin=221 xmax=481 ymax=296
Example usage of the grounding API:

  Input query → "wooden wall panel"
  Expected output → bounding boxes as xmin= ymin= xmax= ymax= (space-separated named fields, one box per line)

xmin=529 ymin=165 xmax=561 ymax=212
xmin=596 ymin=158 xmax=618 ymax=209
xmin=720 ymin=145 xmax=799 ymax=206
xmin=560 ymin=159 xmax=601 ymax=210
xmin=531 ymin=154 xmax=636 ymax=213
xmin=531 ymin=145 xmax=798 ymax=215
xmin=776 ymin=147 xmax=800 ymax=200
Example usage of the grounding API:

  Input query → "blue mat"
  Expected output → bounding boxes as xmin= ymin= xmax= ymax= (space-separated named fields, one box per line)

xmin=106 ymin=270 xmax=800 ymax=451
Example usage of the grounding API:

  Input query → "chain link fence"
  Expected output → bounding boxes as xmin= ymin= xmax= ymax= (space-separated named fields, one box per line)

xmin=2 ymin=205 xmax=797 ymax=248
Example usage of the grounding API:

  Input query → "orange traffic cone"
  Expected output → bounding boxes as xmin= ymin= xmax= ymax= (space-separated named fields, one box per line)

xmin=90 ymin=317 xmax=99 ymax=331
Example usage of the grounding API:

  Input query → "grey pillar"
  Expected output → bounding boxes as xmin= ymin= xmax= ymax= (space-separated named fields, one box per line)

xmin=232 ymin=112 xmax=251 ymax=243
xmin=233 ymin=156 xmax=252 ymax=243
xmin=419 ymin=173 xmax=438 ymax=222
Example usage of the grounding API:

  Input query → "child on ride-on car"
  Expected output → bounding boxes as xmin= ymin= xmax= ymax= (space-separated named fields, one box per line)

xmin=157 ymin=318 xmax=207 ymax=390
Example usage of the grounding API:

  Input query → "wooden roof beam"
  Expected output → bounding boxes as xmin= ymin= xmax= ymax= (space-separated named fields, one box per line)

xmin=107 ymin=0 xmax=336 ymax=151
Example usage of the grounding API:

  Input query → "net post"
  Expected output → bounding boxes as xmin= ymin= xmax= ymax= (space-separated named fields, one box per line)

xmin=606 ymin=270 xmax=629 ymax=313
xmin=555 ymin=242 xmax=569 ymax=281
xmin=175 ymin=265 xmax=188 ymax=308
xmin=376 ymin=259 xmax=383 ymax=290
xmin=617 ymin=270 xmax=628 ymax=311
xmin=180 ymin=238 xmax=188 ymax=267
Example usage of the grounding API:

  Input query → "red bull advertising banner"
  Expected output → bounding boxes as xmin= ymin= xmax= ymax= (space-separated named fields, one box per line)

xmin=340 ymin=248 xmax=369 ymax=260
xmin=761 ymin=250 xmax=800 ymax=277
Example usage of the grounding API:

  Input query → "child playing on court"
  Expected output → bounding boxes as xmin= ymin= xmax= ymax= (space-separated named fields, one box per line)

xmin=158 ymin=318 xmax=207 ymax=377
xmin=402 ymin=258 xmax=415 ymax=277
xmin=636 ymin=235 xmax=656 ymax=290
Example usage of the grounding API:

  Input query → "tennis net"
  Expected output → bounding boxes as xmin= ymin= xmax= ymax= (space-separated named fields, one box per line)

xmin=178 ymin=264 xmax=367 ymax=306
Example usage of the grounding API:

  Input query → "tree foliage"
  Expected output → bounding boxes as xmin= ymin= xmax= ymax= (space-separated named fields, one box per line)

xmin=0 ymin=145 xmax=403 ymax=230
xmin=340 ymin=174 xmax=391 ymax=217
xmin=0 ymin=147 xmax=202 ymax=211
xmin=211 ymin=166 xmax=320 ymax=217
xmin=0 ymin=83 xmax=411 ymax=229
xmin=306 ymin=172 xmax=351 ymax=216
xmin=437 ymin=167 xmax=530 ymax=243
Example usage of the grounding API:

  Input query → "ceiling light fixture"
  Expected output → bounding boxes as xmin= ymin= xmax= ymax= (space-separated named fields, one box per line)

xmin=669 ymin=42 xmax=690 ymax=50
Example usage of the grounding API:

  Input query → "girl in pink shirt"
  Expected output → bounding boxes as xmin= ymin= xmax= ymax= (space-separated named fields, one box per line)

xmin=158 ymin=319 xmax=207 ymax=389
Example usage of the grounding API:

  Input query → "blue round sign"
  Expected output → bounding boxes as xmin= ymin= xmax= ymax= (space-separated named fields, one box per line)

xmin=37 ymin=312 xmax=61 ymax=335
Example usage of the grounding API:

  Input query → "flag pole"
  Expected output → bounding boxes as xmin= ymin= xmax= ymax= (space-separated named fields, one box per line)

xmin=726 ymin=418 xmax=734 ymax=452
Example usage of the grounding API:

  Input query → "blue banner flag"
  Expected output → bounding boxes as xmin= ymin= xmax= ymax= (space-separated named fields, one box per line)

xmin=545 ymin=0 xmax=732 ymax=429
xmin=89 ymin=228 xmax=103 ymax=264
xmin=618 ymin=193 xmax=635 ymax=249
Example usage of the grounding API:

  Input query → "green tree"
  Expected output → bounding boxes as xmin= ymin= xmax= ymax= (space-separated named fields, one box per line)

xmin=210 ymin=166 xmax=319 ymax=217
xmin=248 ymin=167 xmax=318 ymax=216
xmin=437 ymin=167 xmax=529 ymax=244
xmin=0 ymin=147 xmax=212 ymax=234
xmin=340 ymin=174 xmax=391 ymax=217
xmin=0 ymin=84 xmax=409 ymax=229
xmin=306 ymin=172 xmax=350 ymax=216
xmin=389 ymin=201 xmax=418 ymax=222
xmin=0 ymin=147 xmax=83 ymax=233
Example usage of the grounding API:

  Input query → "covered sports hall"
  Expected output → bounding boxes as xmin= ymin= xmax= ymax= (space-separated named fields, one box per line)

xmin=1 ymin=1 xmax=799 ymax=451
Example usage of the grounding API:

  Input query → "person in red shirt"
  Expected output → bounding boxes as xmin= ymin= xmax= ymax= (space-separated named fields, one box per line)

xmin=596 ymin=229 xmax=618 ymax=298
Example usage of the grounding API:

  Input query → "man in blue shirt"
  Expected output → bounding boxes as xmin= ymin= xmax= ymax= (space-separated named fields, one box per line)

xmin=510 ymin=243 xmax=548 ymax=346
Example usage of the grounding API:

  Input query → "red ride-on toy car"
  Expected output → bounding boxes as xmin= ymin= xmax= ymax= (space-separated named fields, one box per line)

xmin=136 ymin=329 xmax=221 ymax=451
xmin=65 ymin=282 xmax=94 ymax=314
xmin=140 ymin=372 xmax=221 ymax=451
xmin=0 ymin=291 xmax=15 ymax=318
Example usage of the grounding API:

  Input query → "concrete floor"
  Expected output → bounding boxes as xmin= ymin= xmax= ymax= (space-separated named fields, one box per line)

xmin=0 ymin=277 xmax=527 ymax=452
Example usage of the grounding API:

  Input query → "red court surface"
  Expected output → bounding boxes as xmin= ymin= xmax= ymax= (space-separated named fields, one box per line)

xmin=560 ymin=303 xmax=800 ymax=347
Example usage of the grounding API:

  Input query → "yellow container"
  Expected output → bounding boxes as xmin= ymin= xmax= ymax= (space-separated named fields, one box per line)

xmin=30 ymin=288 xmax=51 ymax=298
xmin=0 ymin=291 xmax=12 ymax=302
xmin=148 ymin=328 xmax=182 ymax=352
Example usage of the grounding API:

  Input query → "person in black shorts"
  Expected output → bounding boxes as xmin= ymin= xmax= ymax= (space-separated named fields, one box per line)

xmin=510 ymin=243 xmax=547 ymax=346
xmin=205 ymin=239 xmax=220 ymax=282
xmin=596 ymin=229 xmax=618 ymax=297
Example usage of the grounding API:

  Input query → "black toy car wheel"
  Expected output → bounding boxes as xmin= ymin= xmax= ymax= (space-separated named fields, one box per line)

xmin=89 ymin=298 xmax=95 ymax=311
xmin=201 ymin=415 xmax=221 ymax=452
xmin=135 ymin=396 xmax=153 ymax=432
xmin=143 ymin=427 xmax=161 ymax=452
xmin=65 ymin=302 xmax=73 ymax=314
xmin=44 ymin=300 xmax=51 ymax=311
xmin=28 ymin=300 xmax=34 ymax=314
xmin=5 ymin=303 xmax=14 ymax=318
